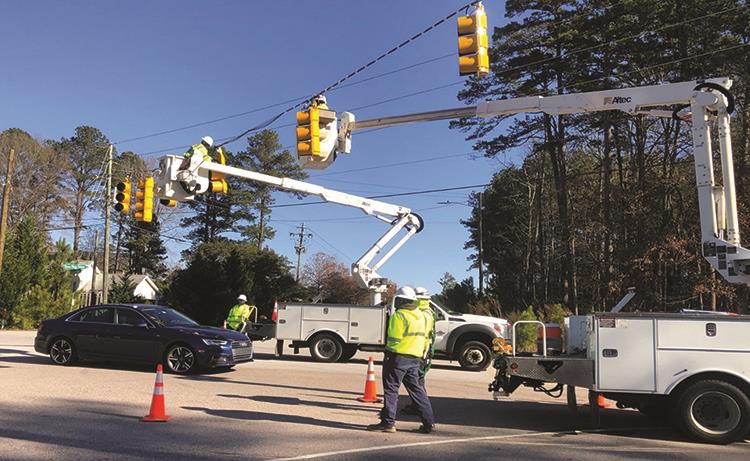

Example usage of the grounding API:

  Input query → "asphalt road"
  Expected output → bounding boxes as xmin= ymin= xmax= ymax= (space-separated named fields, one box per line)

xmin=1 ymin=330 xmax=748 ymax=460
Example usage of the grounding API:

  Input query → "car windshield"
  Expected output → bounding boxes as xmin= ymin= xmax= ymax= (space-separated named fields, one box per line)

xmin=140 ymin=307 xmax=199 ymax=327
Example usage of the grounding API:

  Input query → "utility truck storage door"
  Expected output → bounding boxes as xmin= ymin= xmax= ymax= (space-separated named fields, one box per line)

xmin=348 ymin=307 xmax=386 ymax=344
xmin=597 ymin=317 xmax=656 ymax=392
xmin=276 ymin=304 xmax=303 ymax=340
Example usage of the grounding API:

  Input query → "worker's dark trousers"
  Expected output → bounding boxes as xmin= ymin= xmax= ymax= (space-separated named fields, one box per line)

xmin=380 ymin=352 xmax=435 ymax=427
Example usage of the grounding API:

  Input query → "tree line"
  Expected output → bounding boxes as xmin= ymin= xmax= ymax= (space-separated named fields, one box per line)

xmin=0 ymin=125 xmax=367 ymax=327
xmin=455 ymin=0 xmax=750 ymax=314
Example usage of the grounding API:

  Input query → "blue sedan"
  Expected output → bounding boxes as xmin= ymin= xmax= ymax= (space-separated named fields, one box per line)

xmin=34 ymin=304 xmax=253 ymax=374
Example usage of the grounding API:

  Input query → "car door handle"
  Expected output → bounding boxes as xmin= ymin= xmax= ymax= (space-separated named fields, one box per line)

xmin=112 ymin=336 xmax=121 ymax=339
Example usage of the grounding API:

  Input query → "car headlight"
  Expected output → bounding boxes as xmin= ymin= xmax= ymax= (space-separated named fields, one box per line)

xmin=202 ymin=338 xmax=229 ymax=346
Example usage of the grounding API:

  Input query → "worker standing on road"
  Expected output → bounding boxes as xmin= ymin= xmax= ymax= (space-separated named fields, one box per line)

xmin=223 ymin=294 xmax=256 ymax=334
xmin=401 ymin=286 xmax=436 ymax=416
xmin=368 ymin=286 xmax=435 ymax=434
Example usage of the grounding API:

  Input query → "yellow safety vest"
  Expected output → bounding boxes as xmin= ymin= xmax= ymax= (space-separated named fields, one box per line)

xmin=226 ymin=303 xmax=256 ymax=329
xmin=386 ymin=308 xmax=429 ymax=358
xmin=183 ymin=143 xmax=213 ymax=162
xmin=417 ymin=299 xmax=436 ymax=340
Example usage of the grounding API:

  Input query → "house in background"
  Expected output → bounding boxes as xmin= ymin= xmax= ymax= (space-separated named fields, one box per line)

xmin=64 ymin=261 xmax=160 ymax=306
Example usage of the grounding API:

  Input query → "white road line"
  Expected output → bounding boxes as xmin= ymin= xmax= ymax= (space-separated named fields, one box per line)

xmin=265 ymin=427 xmax=665 ymax=461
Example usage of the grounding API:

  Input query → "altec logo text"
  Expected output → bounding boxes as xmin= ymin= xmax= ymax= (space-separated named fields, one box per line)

xmin=604 ymin=96 xmax=632 ymax=104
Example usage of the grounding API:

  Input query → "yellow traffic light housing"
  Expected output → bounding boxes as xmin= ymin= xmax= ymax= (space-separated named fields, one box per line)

xmin=457 ymin=2 xmax=489 ymax=77
xmin=210 ymin=147 xmax=228 ymax=194
xmin=134 ymin=176 xmax=155 ymax=222
xmin=296 ymin=107 xmax=321 ymax=157
xmin=114 ymin=179 xmax=132 ymax=214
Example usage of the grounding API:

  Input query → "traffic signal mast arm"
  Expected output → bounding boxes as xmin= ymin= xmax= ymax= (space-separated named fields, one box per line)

xmin=338 ymin=77 xmax=750 ymax=285
xmin=155 ymin=156 xmax=422 ymax=304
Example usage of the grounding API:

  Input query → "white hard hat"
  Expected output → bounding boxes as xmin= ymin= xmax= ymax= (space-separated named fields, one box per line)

xmin=201 ymin=136 xmax=214 ymax=147
xmin=395 ymin=286 xmax=417 ymax=302
xmin=415 ymin=287 xmax=429 ymax=298
xmin=313 ymin=94 xmax=327 ymax=105
xmin=237 ymin=294 xmax=247 ymax=302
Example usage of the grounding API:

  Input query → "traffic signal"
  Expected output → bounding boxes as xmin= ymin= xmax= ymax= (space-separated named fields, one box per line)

xmin=210 ymin=146 xmax=228 ymax=194
xmin=114 ymin=179 xmax=131 ymax=214
xmin=134 ymin=176 xmax=154 ymax=222
xmin=296 ymin=106 xmax=321 ymax=157
xmin=457 ymin=2 xmax=489 ymax=77
xmin=296 ymin=98 xmax=337 ymax=169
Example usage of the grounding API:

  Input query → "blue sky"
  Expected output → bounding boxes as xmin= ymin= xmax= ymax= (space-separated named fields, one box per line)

xmin=1 ymin=0 xmax=511 ymax=295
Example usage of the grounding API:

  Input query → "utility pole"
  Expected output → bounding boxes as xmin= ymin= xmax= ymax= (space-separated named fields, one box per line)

xmin=0 ymin=148 xmax=16 ymax=276
xmin=478 ymin=191 xmax=484 ymax=297
xmin=290 ymin=223 xmax=312 ymax=281
xmin=102 ymin=145 xmax=113 ymax=303
xmin=90 ymin=229 xmax=99 ymax=306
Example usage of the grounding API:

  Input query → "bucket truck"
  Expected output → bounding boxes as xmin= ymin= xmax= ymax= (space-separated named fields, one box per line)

xmin=297 ymin=77 xmax=750 ymax=443
xmin=153 ymin=151 xmax=509 ymax=370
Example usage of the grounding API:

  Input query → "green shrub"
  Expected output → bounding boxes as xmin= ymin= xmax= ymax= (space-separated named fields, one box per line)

xmin=11 ymin=285 xmax=73 ymax=330
xmin=506 ymin=306 xmax=538 ymax=352
xmin=540 ymin=303 xmax=568 ymax=325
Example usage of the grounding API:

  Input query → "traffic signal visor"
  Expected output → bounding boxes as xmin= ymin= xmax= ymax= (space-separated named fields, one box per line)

xmin=457 ymin=3 xmax=489 ymax=77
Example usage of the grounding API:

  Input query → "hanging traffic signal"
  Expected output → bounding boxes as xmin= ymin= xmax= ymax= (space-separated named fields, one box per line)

xmin=296 ymin=97 xmax=338 ymax=170
xmin=296 ymin=106 xmax=321 ymax=157
xmin=210 ymin=146 xmax=228 ymax=194
xmin=457 ymin=2 xmax=489 ymax=77
xmin=134 ymin=176 xmax=154 ymax=222
xmin=114 ymin=179 xmax=132 ymax=214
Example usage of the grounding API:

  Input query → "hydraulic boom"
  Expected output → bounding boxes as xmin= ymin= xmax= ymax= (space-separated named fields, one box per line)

xmin=334 ymin=78 xmax=750 ymax=285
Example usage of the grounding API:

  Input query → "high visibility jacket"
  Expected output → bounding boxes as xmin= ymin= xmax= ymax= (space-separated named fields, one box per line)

xmin=226 ymin=303 xmax=256 ymax=330
xmin=183 ymin=143 xmax=212 ymax=162
xmin=386 ymin=307 xmax=429 ymax=358
xmin=417 ymin=299 xmax=436 ymax=340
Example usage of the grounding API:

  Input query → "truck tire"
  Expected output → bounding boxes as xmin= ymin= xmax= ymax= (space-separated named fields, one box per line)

xmin=338 ymin=345 xmax=358 ymax=362
xmin=309 ymin=333 xmax=344 ymax=362
xmin=457 ymin=340 xmax=492 ymax=371
xmin=674 ymin=379 xmax=750 ymax=444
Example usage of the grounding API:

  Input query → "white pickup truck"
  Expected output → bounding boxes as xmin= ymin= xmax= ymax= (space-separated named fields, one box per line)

xmin=251 ymin=299 xmax=509 ymax=371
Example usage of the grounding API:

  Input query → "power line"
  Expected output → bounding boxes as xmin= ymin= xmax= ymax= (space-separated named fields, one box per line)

xmin=271 ymin=183 xmax=490 ymax=209
xmin=216 ymin=1 xmax=481 ymax=148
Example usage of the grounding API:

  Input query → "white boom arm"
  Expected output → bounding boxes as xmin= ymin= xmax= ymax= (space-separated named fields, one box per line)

xmin=155 ymin=156 xmax=422 ymax=305
xmin=338 ymin=77 xmax=750 ymax=285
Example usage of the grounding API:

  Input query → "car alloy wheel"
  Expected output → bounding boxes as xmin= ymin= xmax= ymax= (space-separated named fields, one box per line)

xmin=50 ymin=338 xmax=74 ymax=365
xmin=166 ymin=345 xmax=195 ymax=373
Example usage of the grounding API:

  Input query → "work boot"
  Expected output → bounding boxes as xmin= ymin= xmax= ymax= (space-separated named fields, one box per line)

xmin=417 ymin=424 xmax=436 ymax=434
xmin=367 ymin=422 xmax=396 ymax=433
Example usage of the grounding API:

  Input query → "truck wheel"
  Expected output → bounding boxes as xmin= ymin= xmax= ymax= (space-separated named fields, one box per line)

xmin=337 ymin=345 xmax=358 ymax=362
xmin=457 ymin=340 xmax=492 ymax=371
xmin=309 ymin=333 xmax=343 ymax=362
xmin=675 ymin=379 xmax=750 ymax=444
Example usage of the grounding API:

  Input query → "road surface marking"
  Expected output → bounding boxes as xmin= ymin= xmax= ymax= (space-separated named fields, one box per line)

xmin=266 ymin=427 xmax=665 ymax=461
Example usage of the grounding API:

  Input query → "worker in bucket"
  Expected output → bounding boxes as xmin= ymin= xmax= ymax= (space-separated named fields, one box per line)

xmin=223 ymin=294 xmax=256 ymax=334
xmin=368 ymin=286 xmax=435 ymax=434
xmin=401 ymin=286 xmax=436 ymax=416
xmin=179 ymin=135 xmax=214 ymax=170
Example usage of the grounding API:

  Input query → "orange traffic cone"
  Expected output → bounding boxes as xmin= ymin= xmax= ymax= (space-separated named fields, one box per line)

xmin=142 ymin=363 xmax=171 ymax=422
xmin=597 ymin=394 xmax=609 ymax=409
xmin=356 ymin=356 xmax=383 ymax=403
